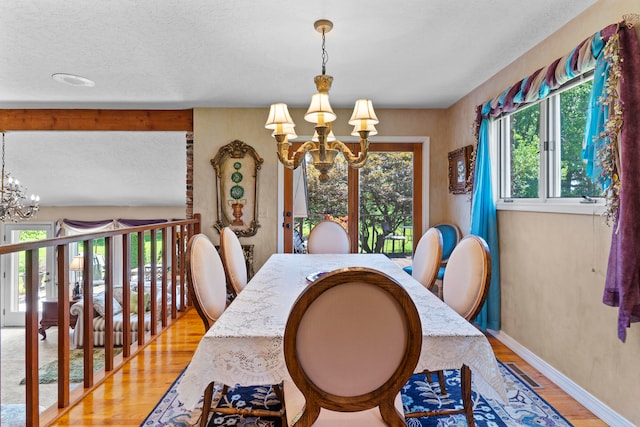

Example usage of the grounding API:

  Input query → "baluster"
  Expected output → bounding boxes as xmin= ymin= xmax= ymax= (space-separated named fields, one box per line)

xmin=56 ymin=244 xmax=71 ymax=407
xmin=104 ymin=236 xmax=115 ymax=370
xmin=25 ymin=249 xmax=40 ymax=425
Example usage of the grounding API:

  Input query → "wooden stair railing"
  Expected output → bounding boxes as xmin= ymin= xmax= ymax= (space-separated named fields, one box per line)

xmin=0 ymin=214 xmax=201 ymax=426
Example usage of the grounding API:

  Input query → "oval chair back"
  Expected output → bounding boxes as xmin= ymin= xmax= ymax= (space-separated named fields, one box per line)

xmin=306 ymin=220 xmax=350 ymax=254
xmin=185 ymin=234 xmax=228 ymax=331
xmin=283 ymin=267 xmax=421 ymax=426
xmin=442 ymin=235 xmax=491 ymax=322
xmin=220 ymin=227 xmax=248 ymax=297
xmin=411 ymin=227 xmax=443 ymax=291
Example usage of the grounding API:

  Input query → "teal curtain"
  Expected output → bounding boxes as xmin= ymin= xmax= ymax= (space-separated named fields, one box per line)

xmin=582 ymin=29 xmax=612 ymax=188
xmin=470 ymin=105 xmax=500 ymax=331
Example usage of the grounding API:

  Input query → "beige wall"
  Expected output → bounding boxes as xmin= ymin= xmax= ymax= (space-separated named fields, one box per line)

xmin=193 ymin=107 xmax=449 ymax=270
xmin=445 ymin=0 xmax=640 ymax=423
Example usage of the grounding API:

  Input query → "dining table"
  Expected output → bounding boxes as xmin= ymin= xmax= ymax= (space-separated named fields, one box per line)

xmin=177 ymin=253 xmax=507 ymax=410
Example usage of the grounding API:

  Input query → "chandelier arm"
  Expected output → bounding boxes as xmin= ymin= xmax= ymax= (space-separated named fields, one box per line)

xmin=276 ymin=139 xmax=317 ymax=170
xmin=330 ymin=138 xmax=370 ymax=168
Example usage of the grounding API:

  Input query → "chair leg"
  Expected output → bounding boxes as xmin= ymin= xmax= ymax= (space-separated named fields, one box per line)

xmin=461 ymin=365 xmax=475 ymax=427
xmin=379 ymin=398 xmax=407 ymax=427
xmin=200 ymin=382 xmax=215 ymax=427
xmin=424 ymin=370 xmax=447 ymax=396
xmin=437 ymin=370 xmax=447 ymax=396
xmin=273 ymin=383 xmax=287 ymax=426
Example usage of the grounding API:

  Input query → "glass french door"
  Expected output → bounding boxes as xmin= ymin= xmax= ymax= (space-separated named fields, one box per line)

xmin=283 ymin=143 xmax=422 ymax=256
xmin=1 ymin=223 xmax=54 ymax=327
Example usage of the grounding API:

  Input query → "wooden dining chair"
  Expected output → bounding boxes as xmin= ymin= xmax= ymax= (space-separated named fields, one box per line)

xmin=405 ymin=234 xmax=491 ymax=427
xmin=411 ymin=227 xmax=443 ymax=293
xmin=306 ymin=220 xmax=350 ymax=254
xmin=442 ymin=235 xmax=492 ymax=323
xmin=185 ymin=233 xmax=228 ymax=331
xmin=408 ymin=227 xmax=446 ymax=395
xmin=403 ymin=223 xmax=462 ymax=286
xmin=187 ymin=233 xmax=287 ymax=427
xmin=283 ymin=267 xmax=422 ymax=426
xmin=219 ymin=227 xmax=248 ymax=298
xmin=434 ymin=223 xmax=462 ymax=283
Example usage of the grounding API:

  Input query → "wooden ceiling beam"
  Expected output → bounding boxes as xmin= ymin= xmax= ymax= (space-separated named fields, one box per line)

xmin=0 ymin=109 xmax=193 ymax=131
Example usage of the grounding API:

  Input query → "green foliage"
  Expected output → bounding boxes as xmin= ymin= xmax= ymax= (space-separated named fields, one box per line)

xmin=16 ymin=230 xmax=48 ymax=293
xmin=559 ymin=80 xmax=600 ymax=197
xmin=19 ymin=230 xmax=47 ymax=242
xmin=507 ymin=79 xmax=599 ymax=199
xmin=89 ymin=232 xmax=163 ymax=271
xmin=510 ymin=103 xmax=540 ymax=198
xmin=359 ymin=152 xmax=413 ymax=253
xmin=306 ymin=154 xmax=348 ymax=217
xmin=302 ymin=151 xmax=414 ymax=254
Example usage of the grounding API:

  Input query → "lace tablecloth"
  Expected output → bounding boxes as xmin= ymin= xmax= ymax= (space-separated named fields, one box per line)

xmin=177 ymin=253 xmax=507 ymax=410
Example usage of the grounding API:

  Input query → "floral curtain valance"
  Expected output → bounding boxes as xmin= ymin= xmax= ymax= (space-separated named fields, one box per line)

xmin=477 ymin=24 xmax=617 ymax=121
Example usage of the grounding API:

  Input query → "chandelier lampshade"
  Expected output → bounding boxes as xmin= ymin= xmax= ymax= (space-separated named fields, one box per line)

xmin=265 ymin=103 xmax=295 ymax=132
xmin=266 ymin=19 xmax=378 ymax=182
xmin=304 ymin=92 xmax=337 ymax=125
xmin=349 ymin=99 xmax=379 ymax=126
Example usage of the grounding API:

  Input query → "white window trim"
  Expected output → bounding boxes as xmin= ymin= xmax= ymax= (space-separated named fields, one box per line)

xmin=494 ymin=74 xmax=602 ymax=215
xmin=497 ymin=197 xmax=606 ymax=215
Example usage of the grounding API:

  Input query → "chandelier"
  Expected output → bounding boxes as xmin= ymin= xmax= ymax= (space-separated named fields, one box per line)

xmin=0 ymin=132 xmax=40 ymax=222
xmin=265 ymin=19 xmax=379 ymax=182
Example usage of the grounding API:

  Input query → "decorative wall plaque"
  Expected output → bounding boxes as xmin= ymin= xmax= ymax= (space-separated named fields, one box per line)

xmin=211 ymin=140 xmax=263 ymax=236
xmin=448 ymin=145 xmax=473 ymax=194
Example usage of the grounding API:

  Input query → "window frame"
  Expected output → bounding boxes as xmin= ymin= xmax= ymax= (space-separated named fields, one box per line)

xmin=282 ymin=142 xmax=423 ymax=253
xmin=495 ymin=72 xmax=605 ymax=215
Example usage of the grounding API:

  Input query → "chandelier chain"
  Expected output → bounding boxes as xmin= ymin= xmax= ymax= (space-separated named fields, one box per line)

xmin=321 ymin=28 xmax=328 ymax=75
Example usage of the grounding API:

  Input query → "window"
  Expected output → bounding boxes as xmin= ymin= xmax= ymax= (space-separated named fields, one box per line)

xmin=283 ymin=143 xmax=422 ymax=256
xmin=498 ymin=75 xmax=602 ymax=211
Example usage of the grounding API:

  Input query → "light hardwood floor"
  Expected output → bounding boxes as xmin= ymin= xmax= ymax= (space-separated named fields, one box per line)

xmin=50 ymin=308 xmax=606 ymax=426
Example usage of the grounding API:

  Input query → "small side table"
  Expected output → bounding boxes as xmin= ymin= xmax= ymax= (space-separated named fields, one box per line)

xmin=39 ymin=300 xmax=79 ymax=340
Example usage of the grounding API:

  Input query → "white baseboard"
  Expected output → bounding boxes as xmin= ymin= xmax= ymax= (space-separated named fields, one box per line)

xmin=488 ymin=329 xmax=634 ymax=427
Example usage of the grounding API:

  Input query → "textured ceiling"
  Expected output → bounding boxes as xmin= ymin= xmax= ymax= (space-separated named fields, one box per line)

xmin=0 ymin=0 xmax=597 ymax=206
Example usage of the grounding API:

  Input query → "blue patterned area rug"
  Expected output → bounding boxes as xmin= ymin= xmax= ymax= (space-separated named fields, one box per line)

xmin=141 ymin=361 xmax=573 ymax=427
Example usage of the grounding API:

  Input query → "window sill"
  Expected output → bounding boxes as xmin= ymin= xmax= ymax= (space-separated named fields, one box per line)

xmin=497 ymin=199 xmax=606 ymax=215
